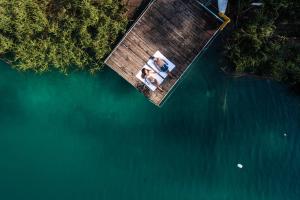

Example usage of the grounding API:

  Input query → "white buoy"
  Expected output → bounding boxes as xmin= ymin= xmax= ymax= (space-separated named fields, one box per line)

xmin=284 ymin=133 xmax=287 ymax=137
xmin=237 ymin=163 xmax=243 ymax=169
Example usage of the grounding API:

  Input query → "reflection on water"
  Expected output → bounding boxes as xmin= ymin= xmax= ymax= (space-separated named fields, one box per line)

xmin=0 ymin=45 xmax=299 ymax=200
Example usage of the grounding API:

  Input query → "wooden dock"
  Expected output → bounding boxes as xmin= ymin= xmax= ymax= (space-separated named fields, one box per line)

xmin=105 ymin=0 xmax=222 ymax=106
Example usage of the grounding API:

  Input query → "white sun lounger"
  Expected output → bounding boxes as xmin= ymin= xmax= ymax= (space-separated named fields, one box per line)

xmin=136 ymin=65 xmax=164 ymax=91
xmin=147 ymin=50 xmax=176 ymax=78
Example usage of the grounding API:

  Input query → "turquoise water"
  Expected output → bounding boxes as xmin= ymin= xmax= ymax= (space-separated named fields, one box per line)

xmin=0 ymin=45 xmax=299 ymax=200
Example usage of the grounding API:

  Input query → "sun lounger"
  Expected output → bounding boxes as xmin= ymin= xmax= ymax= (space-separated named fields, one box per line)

xmin=136 ymin=65 xmax=164 ymax=91
xmin=147 ymin=51 xmax=176 ymax=78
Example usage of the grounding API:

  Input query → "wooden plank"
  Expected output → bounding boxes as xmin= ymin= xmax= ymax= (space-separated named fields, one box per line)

xmin=155 ymin=0 xmax=213 ymax=37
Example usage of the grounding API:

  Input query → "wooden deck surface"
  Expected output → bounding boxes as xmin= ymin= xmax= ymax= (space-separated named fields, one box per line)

xmin=105 ymin=0 xmax=222 ymax=106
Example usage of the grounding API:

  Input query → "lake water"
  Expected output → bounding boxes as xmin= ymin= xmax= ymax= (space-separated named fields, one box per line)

xmin=0 ymin=44 xmax=299 ymax=200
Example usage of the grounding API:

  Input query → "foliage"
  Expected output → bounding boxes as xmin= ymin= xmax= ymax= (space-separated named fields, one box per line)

xmin=0 ymin=0 xmax=127 ymax=73
xmin=224 ymin=0 xmax=300 ymax=92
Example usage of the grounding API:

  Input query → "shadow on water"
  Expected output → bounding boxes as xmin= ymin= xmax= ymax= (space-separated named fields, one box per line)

xmin=0 ymin=85 xmax=22 ymax=119
xmin=0 ymin=64 xmax=27 ymax=124
xmin=100 ymin=67 xmax=137 ymax=97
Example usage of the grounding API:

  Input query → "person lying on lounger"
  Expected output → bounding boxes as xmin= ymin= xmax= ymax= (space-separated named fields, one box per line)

xmin=150 ymin=56 xmax=176 ymax=79
xmin=141 ymin=68 xmax=164 ymax=92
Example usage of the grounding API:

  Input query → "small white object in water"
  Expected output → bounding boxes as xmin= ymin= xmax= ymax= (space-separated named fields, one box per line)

xmin=237 ymin=163 xmax=243 ymax=169
xmin=284 ymin=133 xmax=287 ymax=137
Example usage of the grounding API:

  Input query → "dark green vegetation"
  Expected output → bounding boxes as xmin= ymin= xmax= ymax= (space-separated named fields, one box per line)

xmin=0 ymin=0 xmax=127 ymax=73
xmin=224 ymin=0 xmax=300 ymax=93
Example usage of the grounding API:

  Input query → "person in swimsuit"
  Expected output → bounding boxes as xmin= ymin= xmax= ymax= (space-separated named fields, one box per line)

xmin=150 ymin=56 xmax=176 ymax=79
xmin=141 ymin=68 xmax=163 ymax=92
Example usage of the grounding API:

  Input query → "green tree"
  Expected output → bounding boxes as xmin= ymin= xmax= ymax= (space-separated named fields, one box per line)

xmin=0 ymin=0 xmax=127 ymax=73
xmin=224 ymin=0 xmax=300 ymax=92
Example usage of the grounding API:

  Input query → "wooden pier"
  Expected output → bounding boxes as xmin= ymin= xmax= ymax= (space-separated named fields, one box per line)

xmin=105 ymin=0 xmax=222 ymax=106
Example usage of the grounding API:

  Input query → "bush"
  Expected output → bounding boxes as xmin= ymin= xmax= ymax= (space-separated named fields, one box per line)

xmin=224 ymin=0 xmax=300 ymax=92
xmin=0 ymin=0 xmax=127 ymax=73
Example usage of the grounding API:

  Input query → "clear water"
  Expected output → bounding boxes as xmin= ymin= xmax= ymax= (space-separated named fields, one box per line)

xmin=0 ymin=45 xmax=299 ymax=200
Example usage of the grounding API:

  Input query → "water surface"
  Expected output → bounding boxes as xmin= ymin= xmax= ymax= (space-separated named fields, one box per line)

xmin=0 ymin=45 xmax=299 ymax=200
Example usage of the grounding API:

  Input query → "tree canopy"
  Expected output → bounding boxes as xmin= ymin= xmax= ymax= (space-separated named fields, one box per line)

xmin=224 ymin=0 xmax=300 ymax=93
xmin=0 ymin=0 xmax=127 ymax=73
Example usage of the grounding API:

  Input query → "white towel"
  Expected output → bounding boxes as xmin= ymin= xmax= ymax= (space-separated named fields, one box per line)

xmin=136 ymin=65 xmax=164 ymax=91
xmin=147 ymin=50 xmax=176 ymax=78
